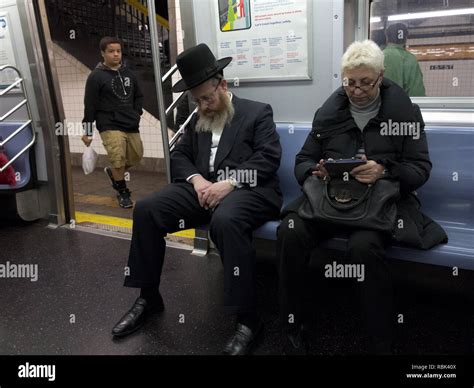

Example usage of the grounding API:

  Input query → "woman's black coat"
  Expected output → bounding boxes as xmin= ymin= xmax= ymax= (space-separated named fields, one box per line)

xmin=283 ymin=78 xmax=448 ymax=249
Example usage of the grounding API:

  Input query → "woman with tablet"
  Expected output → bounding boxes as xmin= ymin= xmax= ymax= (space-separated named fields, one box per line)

xmin=277 ymin=40 xmax=447 ymax=355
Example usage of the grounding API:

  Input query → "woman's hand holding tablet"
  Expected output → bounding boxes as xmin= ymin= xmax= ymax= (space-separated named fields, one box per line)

xmin=323 ymin=158 xmax=367 ymax=177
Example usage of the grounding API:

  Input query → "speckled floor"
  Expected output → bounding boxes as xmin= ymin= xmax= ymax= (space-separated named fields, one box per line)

xmin=0 ymin=220 xmax=472 ymax=355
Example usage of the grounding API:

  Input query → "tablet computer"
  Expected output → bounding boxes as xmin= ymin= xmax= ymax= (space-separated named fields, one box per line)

xmin=323 ymin=158 xmax=366 ymax=177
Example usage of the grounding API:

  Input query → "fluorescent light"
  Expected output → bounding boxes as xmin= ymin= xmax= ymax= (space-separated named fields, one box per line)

xmin=388 ymin=7 xmax=474 ymax=21
xmin=370 ymin=17 xmax=381 ymax=23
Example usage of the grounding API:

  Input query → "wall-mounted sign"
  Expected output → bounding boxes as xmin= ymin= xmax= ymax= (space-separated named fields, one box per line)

xmin=214 ymin=0 xmax=311 ymax=82
xmin=0 ymin=12 xmax=20 ymax=91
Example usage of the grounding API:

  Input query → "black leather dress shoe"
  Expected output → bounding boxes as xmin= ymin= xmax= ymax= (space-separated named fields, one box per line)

xmin=222 ymin=322 xmax=263 ymax=355
xmin=111 ymin=297 xmax=164 ymax=337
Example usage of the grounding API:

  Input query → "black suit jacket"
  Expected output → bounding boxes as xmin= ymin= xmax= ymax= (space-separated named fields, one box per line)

xmin=171 ymin=95 xmax=282 ymax=210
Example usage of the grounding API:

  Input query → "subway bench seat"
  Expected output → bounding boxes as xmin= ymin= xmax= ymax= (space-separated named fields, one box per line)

xmin=0 ymin=121 xmax=35 ymax=192
xmin=253 ymin=124 xmax=474 ymax=271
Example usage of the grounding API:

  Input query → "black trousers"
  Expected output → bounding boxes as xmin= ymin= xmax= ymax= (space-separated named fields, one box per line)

xmin=124 ymin=182 xmax=280 ymax=314
xmin=277 ymin=212 xmax=394 ymax=345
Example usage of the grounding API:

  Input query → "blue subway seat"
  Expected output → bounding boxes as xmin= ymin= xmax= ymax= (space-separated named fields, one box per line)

xmin=253 ymin=123 xmax=474 ymax=271
xmin=0 ymin=122 xmax=34 ymax=190
xmin=253 ymin=123 xmax=309 ymax=242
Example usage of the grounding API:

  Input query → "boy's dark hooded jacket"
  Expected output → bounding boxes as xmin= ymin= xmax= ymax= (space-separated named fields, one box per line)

xmin=82 ymin=62 xmax=143 ymax=134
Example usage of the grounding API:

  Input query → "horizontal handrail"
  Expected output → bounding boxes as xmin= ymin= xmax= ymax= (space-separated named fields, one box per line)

xmin=0 ymin=120 xmax=32 ymax=147
xmin=0 ymin=64 xmax=19 ymax=71
xmin=169 ymin=127 xmax=183 ymax=151
xmin=0 ymin=78 xmax=23 ymax=96
xmin=124 ymin=0 xmax=170 ymax=29
xmin=0 ymin=130 xmax=36 ymax=173
xmin=162 ymin=64 xmax=177 ymax=83
xmin=0 ymin=64 xmax=36 ymax=175
xmin=169 ymin=108 xmax=197 ymax=151
xmin=0 ymin=99 xmax=27 ymax=121
xmin=165 ymin=91 xmax=186 ymax=116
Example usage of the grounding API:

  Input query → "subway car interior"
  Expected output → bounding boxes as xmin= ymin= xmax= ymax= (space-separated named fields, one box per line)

xmin=0 ymin=0 xmax=473 ymax=378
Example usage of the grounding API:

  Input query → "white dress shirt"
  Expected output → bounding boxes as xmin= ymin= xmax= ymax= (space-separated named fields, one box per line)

xmin=186 ymin=92 xmax=233 ymax=183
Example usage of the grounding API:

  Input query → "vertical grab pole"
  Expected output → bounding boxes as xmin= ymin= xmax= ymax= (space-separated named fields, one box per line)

xmin=147 ymin=0 xmax=171 ymax=183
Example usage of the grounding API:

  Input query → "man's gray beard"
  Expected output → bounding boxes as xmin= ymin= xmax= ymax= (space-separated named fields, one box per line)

xmin=195 ymin=95 xmax=235 ymax=134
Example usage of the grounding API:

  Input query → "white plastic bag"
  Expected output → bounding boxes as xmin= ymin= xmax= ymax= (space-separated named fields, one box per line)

xmin=82 ymin=146 xmax=98 ymax=175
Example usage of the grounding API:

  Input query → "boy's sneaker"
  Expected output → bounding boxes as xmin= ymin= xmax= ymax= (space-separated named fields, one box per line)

xmin=117 ymin=189 xmax=133 ymax=208
xmin=104 ymin=166 xmax=119 ymax=190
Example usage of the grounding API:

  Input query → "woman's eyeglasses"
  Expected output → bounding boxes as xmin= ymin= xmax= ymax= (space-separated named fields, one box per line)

xmin=343 ymin=74 xmax=381 ymax=92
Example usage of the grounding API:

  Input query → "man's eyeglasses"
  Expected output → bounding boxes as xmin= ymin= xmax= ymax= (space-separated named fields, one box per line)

xmin=343 ymin=74 xmax=381 ymax=92
xmin=192 ymin=79 xmax=222 ymax=106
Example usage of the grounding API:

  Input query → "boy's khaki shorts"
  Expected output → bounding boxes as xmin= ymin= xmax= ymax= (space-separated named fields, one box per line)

xmin=100 ymin=130 xmax=144 ymax=169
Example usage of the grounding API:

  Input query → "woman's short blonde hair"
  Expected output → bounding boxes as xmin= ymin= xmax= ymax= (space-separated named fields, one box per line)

xmin=341 ymin=39 xmax=384 ymax=75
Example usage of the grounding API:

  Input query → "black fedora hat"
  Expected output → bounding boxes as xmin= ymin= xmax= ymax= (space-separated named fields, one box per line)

xmin=172 ymin=44 xmax=232 ymax=93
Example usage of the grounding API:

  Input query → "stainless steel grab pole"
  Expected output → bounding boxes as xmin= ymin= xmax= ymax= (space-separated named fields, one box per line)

xmin=147 ymin=0 xmax=171 ymax=183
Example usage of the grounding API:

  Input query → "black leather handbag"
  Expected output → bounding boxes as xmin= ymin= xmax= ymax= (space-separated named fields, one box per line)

xmin=298 ymin=176 xmax=400 ymax=233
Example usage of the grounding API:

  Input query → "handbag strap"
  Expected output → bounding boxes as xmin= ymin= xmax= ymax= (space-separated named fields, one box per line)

xmin=323 ymin=180 xmax=372 ymax=210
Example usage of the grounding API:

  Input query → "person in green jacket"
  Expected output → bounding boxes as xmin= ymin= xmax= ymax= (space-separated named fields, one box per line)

xmin=383 ymin=23 xmax=426 ymax=96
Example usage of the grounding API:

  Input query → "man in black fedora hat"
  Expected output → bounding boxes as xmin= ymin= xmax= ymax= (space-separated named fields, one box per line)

xmin=111 ymin=43 xmax=282 ymax=355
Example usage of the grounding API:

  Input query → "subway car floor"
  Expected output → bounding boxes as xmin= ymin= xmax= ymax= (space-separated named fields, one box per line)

xmin=0 ymin=218 xmax=472 ymax=355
